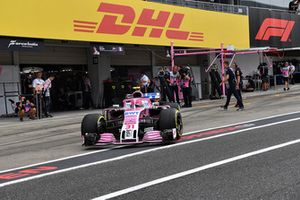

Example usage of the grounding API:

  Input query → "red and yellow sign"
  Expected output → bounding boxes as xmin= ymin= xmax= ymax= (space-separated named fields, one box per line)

xmin=0 ymin=0 xmax=249 ymax=49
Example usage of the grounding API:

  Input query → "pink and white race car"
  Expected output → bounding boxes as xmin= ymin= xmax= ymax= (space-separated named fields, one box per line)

xmin=81 ymin=91 xmax=183 ymax=146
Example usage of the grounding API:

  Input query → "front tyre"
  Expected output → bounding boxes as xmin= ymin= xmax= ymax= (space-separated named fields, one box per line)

xmin=81 ymin=114 xmax=102 ymax=146
xmin=159 ymin=108 xmax=183 ymax=144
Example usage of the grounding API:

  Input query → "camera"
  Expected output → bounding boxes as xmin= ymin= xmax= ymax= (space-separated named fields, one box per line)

xmin=158 ymin=70 xmax=165 ymax=77
xmin=179 ymin=66 xmax=190 ymax=79
xmin=179 ymin=66 xmax=190 ymax=76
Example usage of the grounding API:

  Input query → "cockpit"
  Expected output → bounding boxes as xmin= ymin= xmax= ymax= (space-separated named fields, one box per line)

xmin=123 ymin=91 xmax=157 ymax=110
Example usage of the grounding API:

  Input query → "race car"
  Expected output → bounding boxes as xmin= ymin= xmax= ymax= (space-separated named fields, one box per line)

xmin=81 ymin=91 xmax=183 ymax=146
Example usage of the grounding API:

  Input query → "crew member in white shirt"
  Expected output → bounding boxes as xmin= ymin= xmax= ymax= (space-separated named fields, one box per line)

xmin=43 ymin=75 xmax=55 ymax=117
xmin=32 ymin=72 xmax=45 ymax=94
xmin=289 ymin=62 xmax=296 ymax=85
xmin=169 ymin=65 xmax=180 ymax=104
xmin=140 ymin=73 xmax=150 ymax=93
xmin=281 ymin=62 xmax=290 ymax=91
xmin=32 ymin=71 xmax=45 ymax=118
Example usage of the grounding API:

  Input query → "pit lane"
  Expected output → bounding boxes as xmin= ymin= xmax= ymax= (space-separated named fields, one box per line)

xmin=2 ymin=111 xmax=300 ymax=200
xmin=1 ymin=111 xmax=300 ymax=188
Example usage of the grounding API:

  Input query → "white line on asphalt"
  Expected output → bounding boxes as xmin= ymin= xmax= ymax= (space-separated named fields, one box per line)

xmin=1 ymin=110 xmax=299 ymax=174
xmin=92 ymin=137 xmax=300 ymax=200
xmin=0 ymin=147 xmax=119 ymax=174
xmin=0 ymin=116 xmax=300 ymax=188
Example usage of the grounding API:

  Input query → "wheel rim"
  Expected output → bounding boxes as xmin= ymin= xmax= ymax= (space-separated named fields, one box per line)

xmin=176 ymin=113 xmax=183 ymax=137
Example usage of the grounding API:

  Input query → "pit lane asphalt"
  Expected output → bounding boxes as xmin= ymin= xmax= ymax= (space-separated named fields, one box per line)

xmin=1 ymin=87 xmax=300 ymax=172
xmin=1 ymin=87 xmax=300 ymax=200
xmin=1 ymin=112 xmax=300 ymax=199
xmin=0 ymin=111 xmax=299 ymax=184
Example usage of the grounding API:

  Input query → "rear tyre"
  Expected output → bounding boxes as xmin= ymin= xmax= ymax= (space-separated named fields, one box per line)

xmin=166 ymin=102 xmax=180 ymax=110
xmin=81 ymin=114 xmax=102 ymax=146
xmin=159 ymin=108 xmax=183 ymax=144
xmin=160 ymin=102 xmax=180 ymax=110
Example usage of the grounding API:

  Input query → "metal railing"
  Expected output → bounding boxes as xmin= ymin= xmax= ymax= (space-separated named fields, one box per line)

xmin=148 ymin=0 xmax=249 ymax=15
xmin=250 ymin=6 xmax=299 ymax=15
xmin=0 ymin=82 xmax=45 ymax=119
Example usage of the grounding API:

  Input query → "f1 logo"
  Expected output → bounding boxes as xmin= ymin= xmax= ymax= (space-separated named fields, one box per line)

xmin=255 ymin=18 xmax=295 ymax=42
xmin=73 ymin=2 xmax=204 ymax=42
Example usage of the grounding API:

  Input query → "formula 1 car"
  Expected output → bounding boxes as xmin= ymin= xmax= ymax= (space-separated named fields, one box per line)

xmin=81 ymin=91 xmax=183 ymax=146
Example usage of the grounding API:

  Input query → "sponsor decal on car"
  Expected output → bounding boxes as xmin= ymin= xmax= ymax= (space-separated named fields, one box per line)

xmin=125 ymin=130 xmax=134 ymax=139
xmin=124 ymin=111 xmax=140 ymax=125
xmin=124 ymin=111 xmax=139 ymax=116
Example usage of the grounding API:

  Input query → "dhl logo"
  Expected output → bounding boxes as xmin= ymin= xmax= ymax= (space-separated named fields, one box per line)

xmin=73 ymin=2 xmax=204 ymax=42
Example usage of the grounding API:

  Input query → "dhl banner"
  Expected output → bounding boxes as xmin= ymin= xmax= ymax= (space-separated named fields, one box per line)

xmin=0 ymin=0 xmax=249 ymax=49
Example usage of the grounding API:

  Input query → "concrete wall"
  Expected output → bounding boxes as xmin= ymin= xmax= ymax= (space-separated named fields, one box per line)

xmin=88 ymin=52 xmax=111 ymax=108
xmin=232 ymin=54 xmax=261 ymax=77
xmin=19 ymin=46 xmax=87 ymax=65
xmin=0 ymin=50 xmax=12 ymax=65
xmin=208 ymin=53 xmax=271 ymax=77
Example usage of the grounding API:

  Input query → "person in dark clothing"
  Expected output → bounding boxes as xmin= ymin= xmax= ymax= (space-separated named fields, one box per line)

xmin=244 ymin=77 xmax=255 ymax=92
xmin=157 ymin=69 xmax=167 ymax=101
xmin=289 ymin=0 xmax=299 ymax=12
xmin=209 ymin=65 xmax=222 ymax=99
xmin=220 ymin=61 xmax=244 ymax=111
xmin=157 ymin=67 xmax=173 ymax=102
xmin=57 ymin=88 xmax=69 ymax=110
xmin=82 ymin=75 xmax=93 ymax=109
xmin=180 ymin=70 xmax=192 ymax=107
xmin=233 ymin=62 xmax=243 ymax=107
xmin=24 ymin=73 xmax=34 ymax=94
xmin=257 ymin=63 xmax=269 ymax=91
xmin=179 ymin=66 xmax=193 ymax=107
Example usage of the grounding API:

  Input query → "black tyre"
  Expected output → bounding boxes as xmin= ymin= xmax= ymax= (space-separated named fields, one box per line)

xmin=81 ymin=114 xmax=103 ymax=146
xmin=81 ymin=114 xmax=99 ymax=135
xmin=160 ymin=102 xmax=180 ymax=110
xmin=159 ymin=108 xmax=183 ymax=143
